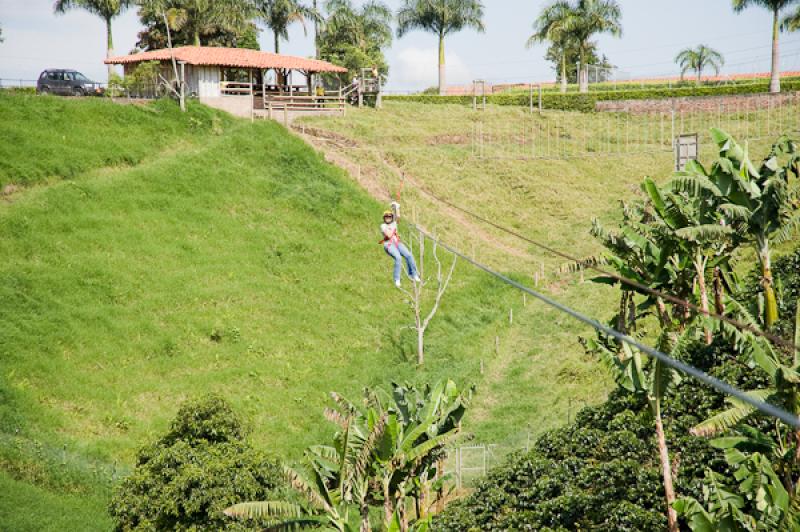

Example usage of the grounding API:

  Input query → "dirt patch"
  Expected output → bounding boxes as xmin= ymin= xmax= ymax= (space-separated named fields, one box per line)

xmin=427 ymin=133 xmax=470 ymax=146
xmin=292 ymin=125 xmax=359 ymax=148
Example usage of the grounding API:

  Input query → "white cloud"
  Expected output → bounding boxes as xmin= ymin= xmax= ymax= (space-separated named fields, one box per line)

xmin=391 ymin=47 xmax=471 ymax=91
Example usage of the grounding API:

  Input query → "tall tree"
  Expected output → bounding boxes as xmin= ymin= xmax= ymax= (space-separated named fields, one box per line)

xmin=137 ymin=0 xmax=254 ymax=48
xmin=541 ymin=0 xmax=622 ymax=93
xmin=319 ymin=0 xmax=393 ymax=85
xmin=527 ymin=1 xmax=572 ymax=93
xmin=675 ymin=44 xmax=725 ymax=84
xmin=53 ymin=0 xmax=131 ymax=80
xmin=396 ymin=0 xmax=485 ymax=96
xmin=733 ymin=0 xmax=799 ymax=94
xmin=313 ymin=0 xmax=320 ymax=58
xmin=256 ymin=0 xmax=317 ymax=53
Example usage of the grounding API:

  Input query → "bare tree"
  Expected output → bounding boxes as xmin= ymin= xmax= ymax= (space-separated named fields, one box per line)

xmin=398 ymin=229 xmax=456 ymax=365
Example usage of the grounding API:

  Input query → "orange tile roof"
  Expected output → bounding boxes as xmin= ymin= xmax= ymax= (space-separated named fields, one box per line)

xmin=105 ymin=46 xmax=348 ymax=73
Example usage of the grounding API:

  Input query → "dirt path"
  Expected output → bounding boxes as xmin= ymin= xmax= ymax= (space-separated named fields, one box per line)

xmin=293 ymin=125 xmax=533 ymax=261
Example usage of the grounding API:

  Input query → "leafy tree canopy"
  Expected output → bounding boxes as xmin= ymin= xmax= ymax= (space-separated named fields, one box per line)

xmin=136 ymin=0 xmax=259 ymax=49
xmin=318 ymin=0 xmax=393 ymax=85
xmin=109 ymin=395 xmax=284 ymax=531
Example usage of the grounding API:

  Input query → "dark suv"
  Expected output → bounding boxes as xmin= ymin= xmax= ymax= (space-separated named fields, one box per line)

xmin=37 ymin=69 xmax=104 ymax=96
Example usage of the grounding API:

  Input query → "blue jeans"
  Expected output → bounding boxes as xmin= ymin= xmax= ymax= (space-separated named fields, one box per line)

xmin=384 ymin=243 xmax=418 ymax=282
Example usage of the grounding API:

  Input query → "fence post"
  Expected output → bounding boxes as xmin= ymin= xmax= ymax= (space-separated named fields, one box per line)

xmin=671 ymin=108 xmax=676 ymax=150
xmin=539 ymin=85 xmax=543 ymax=114
xmin=529 ymin=83 xmax=533 ymax=114
xmin=456 ymin=447 xmax=462 ymax=489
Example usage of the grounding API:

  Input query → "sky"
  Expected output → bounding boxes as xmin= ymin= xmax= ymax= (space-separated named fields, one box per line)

xmin=3 ymin=0 xmax=800 ymax=91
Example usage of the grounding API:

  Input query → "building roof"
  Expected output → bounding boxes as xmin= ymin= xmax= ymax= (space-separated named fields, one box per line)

xmin=105 ymin=46 xmax=348 ymax=73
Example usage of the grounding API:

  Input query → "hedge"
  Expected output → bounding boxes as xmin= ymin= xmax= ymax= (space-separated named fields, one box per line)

xmin=384 ymin=81 xmax=800 ymax=112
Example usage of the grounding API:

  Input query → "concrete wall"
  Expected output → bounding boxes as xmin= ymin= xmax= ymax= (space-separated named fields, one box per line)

xmin=200 ymin=95 xmax=253 ymax=118
xmin=596 ymin=92 xmax=798 ymax=114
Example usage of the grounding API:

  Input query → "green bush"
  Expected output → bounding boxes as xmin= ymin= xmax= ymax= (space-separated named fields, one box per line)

xmin=109 ymin=395 xmax=284 ymax=531
xmin=385 ymin=81 xmax=800 ymax=112
xmin=432 ymin=335 xmax=771 ymax=530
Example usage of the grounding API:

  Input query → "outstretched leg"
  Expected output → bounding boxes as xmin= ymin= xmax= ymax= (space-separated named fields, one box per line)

xmin=384 ymin=244 xmax=403 ymax=284
xmin=397 ymin=243 xmax=419 ymax=280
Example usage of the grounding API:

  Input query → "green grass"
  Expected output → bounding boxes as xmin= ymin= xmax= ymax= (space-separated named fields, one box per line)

xmin=0 ymin=93 xmax=233 ymax=187
xmin=0 ymin=94 xmax=551 ymax=529
xmin=297 ymin=101 xmax=788 ymax=451
xmin=0 ymin=471 xmax=112 ymax=531
xmin=7 ymin=94 xmax=780 ymax=529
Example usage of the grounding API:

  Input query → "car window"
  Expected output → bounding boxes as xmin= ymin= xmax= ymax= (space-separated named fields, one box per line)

xmin=64 ymin=72 xmax=74 ymax=81
xmin=74 ymin=73 xmax=90 ymax=82
xmin=47 ymin=72 xmax=60 ymax=81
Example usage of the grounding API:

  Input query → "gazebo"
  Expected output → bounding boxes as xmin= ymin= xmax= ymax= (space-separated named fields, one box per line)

xmin=105 ymin=46 xmax=351 ymax=119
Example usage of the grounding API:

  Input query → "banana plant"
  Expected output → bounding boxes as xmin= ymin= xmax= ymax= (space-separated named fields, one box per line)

xmin=587 ymin=326 xmax=696 ymax=532
xmin=645 ymin=174 xmax=736 ymax=343
xmin=690 ymin=303 xmax=800 ymax=484
xmin=671 ymin=129 xmax=800 ymax=329
xmin=674 ymin=444 xmax=797 ymax=530
xmin=364 ymin=380 xmax=471 ymax=529
xmin=589 ymin=204 xmax=694 ymax=331
xmin=225 ymin=403 xmax=388 ymax=532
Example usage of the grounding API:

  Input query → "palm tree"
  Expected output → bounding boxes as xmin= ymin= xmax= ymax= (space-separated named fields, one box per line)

xmin=257 ymin=0 xmax=318 ymax=53
xmin=140 ymin=0 xmax=255 ymax=47
xmin=733 ymin=0 xmax=800 ymax=94
xmin=53 ymin=0 xmax=131 ymax=80
xmin=527 ymin=1 xmax=573 ymax=93
xmin=545 ymin=0 xmax=622 ymax=93
xmin=321 ymin=0 xmax=393 ymax=83
xmin=396 ymin=0 xmax=485 ymax=96
xmin=675 ymin=45 xmax=725 ymax=84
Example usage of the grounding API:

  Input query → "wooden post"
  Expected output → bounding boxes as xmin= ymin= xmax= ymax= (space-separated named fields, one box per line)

xmin=529 ymin=83 xmax=534 ymax=114
xmin=495 ymin=335 xmax=499 ymax=355
xmin=509 ymin=308 xmax=513 ymax=325
xmin=538 ymin=85 xmax=543 ymax=114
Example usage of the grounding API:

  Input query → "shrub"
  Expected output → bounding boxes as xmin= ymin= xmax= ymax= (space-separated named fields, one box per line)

xmin=384 ymin=81 xmax=800 ymax=112
xmin=109 ymin=395 xmax=284 ymax=531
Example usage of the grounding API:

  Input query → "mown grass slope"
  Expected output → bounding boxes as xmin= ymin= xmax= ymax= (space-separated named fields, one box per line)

xmin=0 ymin=95 xmax=538 ymax=530
xmin=298 ymin=101 xmax=784 ymax=450
xmin=0 ymin=93 xmax=233 ymax=187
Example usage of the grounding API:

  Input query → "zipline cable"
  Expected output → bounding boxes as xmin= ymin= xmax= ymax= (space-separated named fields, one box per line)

xmin=412 ymin=225 xmax=800 ymax=429
xmin=409 ymin=183 xmax=800 ymax=355
xmin=299 ymin=121 xmax=800 ymax=353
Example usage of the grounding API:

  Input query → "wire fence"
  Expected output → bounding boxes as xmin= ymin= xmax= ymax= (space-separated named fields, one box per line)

xmin=0 ymin=78 xmax=39 ymax=89
xmin=470 ymin=93 xmax=800 ymax=160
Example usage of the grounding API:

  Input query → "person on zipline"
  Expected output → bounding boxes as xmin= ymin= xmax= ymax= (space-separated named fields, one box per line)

xmin=380 ymin=204 xmax=420 ymax=288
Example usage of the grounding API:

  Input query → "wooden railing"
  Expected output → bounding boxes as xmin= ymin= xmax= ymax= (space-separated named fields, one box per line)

xmin=263 ymin=94 xmax=346 ymax=117
xmin=220 ymin=81 xmax=254 ymax=95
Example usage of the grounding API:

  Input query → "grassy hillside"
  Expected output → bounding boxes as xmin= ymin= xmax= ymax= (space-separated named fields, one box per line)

xmin=0 ymin=95 xmax=554 ymax=530
xmin=0 ymin=93 xmax=233 ymax=188
xmin=297 ymin=101 xmax=786 ymax=449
